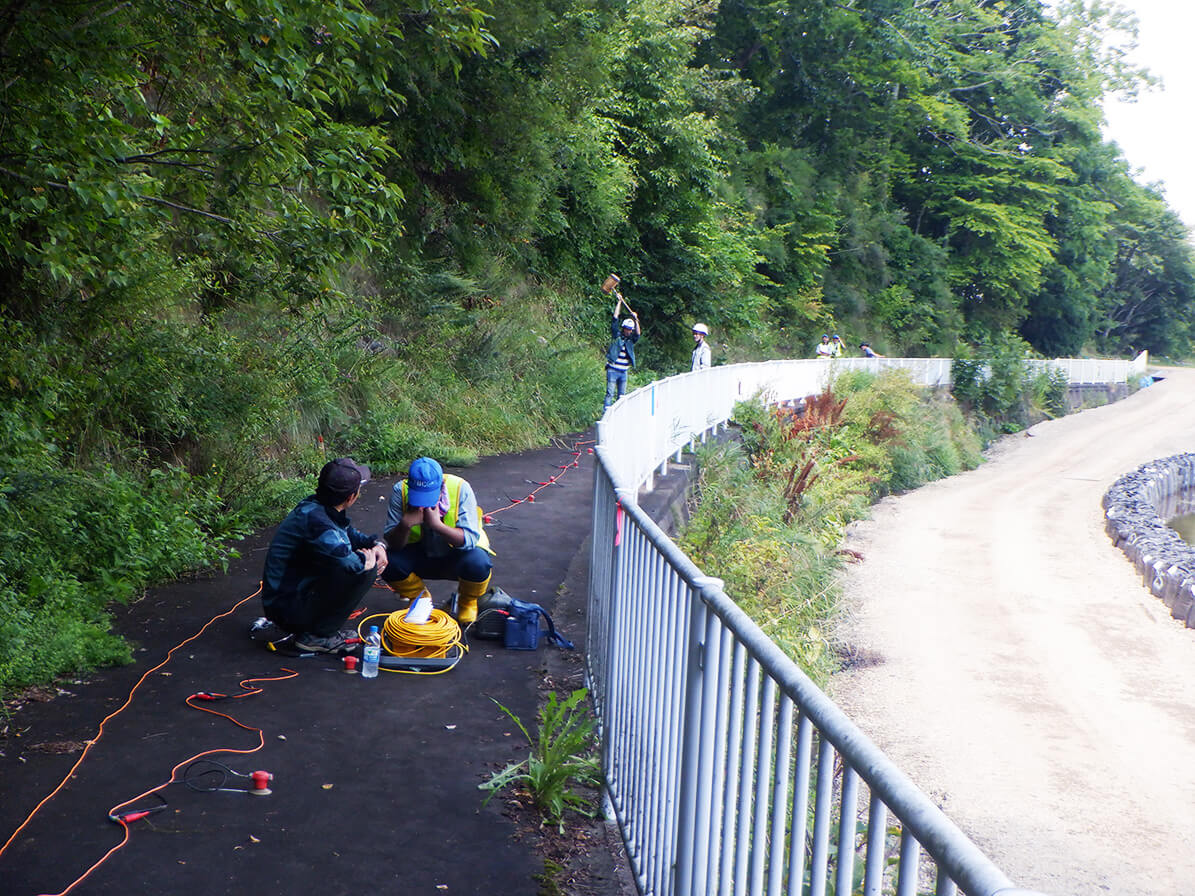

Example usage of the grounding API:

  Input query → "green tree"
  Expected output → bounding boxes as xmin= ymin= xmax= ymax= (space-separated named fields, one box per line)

xmin=0 ymin=0 xmax=410 ymax=313
xmin=375 ymin=0 xmax=626 ymax=278
xmin=1096 ymin=186 xmax=1195 ymax=357
xmin=597 ymin=0 xmax=764 ymax=360
xmin=700 ymin=0 xmax=928 ymax=341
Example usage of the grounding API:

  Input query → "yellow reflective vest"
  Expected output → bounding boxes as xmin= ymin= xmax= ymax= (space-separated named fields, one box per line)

xmin=400 ymin=474 xmax=493 ymax=555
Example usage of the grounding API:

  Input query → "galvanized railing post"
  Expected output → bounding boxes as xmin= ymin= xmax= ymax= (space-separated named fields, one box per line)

xmin=674 ymin=588 xmax=711 ymax=896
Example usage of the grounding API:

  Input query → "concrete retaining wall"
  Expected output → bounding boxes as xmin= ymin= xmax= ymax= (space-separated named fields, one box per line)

xmin=1067 ymin=382 xmax=1129 ymax=411
xmin=1104 ymin=454 xmax=1195 ymax=627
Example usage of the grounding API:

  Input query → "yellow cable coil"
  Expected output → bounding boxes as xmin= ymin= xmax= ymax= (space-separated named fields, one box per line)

xmin=357 ymin=609 xmax=465 ymax=659
xmin=354 ymin=607 xmax=466 ymax=675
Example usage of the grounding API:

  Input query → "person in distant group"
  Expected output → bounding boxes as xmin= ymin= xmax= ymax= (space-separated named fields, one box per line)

xmin=381 ymin=457 xmax=494 ymax=626
xmin=691 ymin=322 xmax=711 ymax=371
xmin=859 ymin=342 xmax=883 ymax=358
xmin=604 ymin=290 xmax=641 ymax=409
xmin=815 ymin=334 xmax=835 ymax=359
xmin=831 ymin=334 xmax=845 ymax=356
xmin=260 ymin=458 xmax=388 ymax=654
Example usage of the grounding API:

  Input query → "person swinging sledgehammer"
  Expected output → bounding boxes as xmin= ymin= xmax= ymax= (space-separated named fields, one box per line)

xmin=380 ymin=457 xmax=494 ymax=626
xmin=602 ymin=274 xmax=641 ymax=410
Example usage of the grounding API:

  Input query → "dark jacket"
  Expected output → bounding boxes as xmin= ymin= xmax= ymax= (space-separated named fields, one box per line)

xmin=261 ymin=496 xmax=378 ymax=611
xmin=605 ymin=314 xmax=639 ymax=368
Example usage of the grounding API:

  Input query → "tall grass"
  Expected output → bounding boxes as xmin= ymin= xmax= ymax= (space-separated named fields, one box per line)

xmin=480 ymin=689 xmax=601 ymax=832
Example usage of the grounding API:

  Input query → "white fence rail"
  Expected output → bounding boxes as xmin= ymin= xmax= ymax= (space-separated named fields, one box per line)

xmin=596 ymin=354 xmax=1146 ymax=494
xmin=587 ymin=353 xmax=1145 ymax=896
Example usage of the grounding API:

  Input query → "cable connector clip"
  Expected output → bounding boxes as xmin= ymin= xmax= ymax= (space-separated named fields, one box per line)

xmin=109 ymin=804 xmax=168 ymax=825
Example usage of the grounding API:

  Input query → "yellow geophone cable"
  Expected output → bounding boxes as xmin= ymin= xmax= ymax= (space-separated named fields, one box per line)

xmin=357 ymin=606 xmax=466 ymax=674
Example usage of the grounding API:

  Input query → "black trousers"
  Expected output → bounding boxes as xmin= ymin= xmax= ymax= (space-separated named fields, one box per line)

xmin=266 ymin=566 xmax=376 ymax=636
xmin=380 ymin=543 xmax=492 ymax=586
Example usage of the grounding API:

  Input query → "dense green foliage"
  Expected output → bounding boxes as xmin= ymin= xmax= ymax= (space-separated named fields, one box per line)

xmin=1 ymin=0 xmax=1192 ymax=693
xmin=951 ymin=332 xmax=1075 ymax=436
xmin=679 ymin=371 xmax=984 ymax=684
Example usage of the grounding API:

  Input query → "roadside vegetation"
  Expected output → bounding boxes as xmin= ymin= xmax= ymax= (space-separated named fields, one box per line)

xmin=680 ymin=370 xmax=998 ymax=685
xmin=3 ymin=1 xmax=1194 ymax=698
xmin=677 ymin=353 xmax=1144 ymax=684
xmin=480 ymin=689 xmax=601 ymax=832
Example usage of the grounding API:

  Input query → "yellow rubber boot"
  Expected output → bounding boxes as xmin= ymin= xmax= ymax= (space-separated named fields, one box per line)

xmin=388 ymin=572 xmax=427 ymax=603
xmin=455 ymin=573 xmax=491 ymax=626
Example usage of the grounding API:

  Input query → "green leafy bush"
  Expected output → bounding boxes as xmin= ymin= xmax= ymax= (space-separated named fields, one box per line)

xmin=1030 ymin=366 xmax=1070 ymax=420
xmin=951 ymin=334 xmax=1043 ymax=436
xmin=836 ymin=369 xmax=982 ymax=495
xmin=0 ymin=463 xmax=240 ymax=692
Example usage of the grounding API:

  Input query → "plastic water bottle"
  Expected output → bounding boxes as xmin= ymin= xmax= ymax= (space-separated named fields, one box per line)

xmin=361 ymin=625 xmax=381 ymax=679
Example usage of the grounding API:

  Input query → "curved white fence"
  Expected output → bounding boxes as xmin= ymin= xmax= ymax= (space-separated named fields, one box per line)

xmin=587 ymin=353 xmax=1144 ymax=896
xmin=596 ymin=353 xmax=1146 ymax=494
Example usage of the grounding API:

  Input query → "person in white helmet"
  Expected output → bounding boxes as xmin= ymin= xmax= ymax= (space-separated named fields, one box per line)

xmin=603 ymin=291 xmax=641 ymax=409
xmin=691 ymin=323 xmax=711 ymax=371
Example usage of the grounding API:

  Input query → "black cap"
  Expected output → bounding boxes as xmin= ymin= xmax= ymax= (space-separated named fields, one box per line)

xmin=317 ymin=457 xmax=371 ymax=504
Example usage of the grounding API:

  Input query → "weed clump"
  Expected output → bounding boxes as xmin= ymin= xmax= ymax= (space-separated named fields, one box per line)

xmin=480 ymin=689 xmax=601 ymax=832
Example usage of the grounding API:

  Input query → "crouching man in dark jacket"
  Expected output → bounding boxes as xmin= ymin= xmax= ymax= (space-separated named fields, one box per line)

xmin=260 ymin=457 xmax=388 ymax=654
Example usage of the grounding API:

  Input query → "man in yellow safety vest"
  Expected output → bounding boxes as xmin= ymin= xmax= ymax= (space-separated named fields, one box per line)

xmin=381 ymin=457 xmax=493 ymax=625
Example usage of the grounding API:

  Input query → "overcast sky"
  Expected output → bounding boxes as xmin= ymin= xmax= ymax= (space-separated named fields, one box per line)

xmin=1098 ymin=1 xmax=1195 ymax=230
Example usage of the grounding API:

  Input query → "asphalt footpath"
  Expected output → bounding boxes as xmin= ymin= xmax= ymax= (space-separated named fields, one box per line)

xmin=0 ymin=434 xmax=619 ymax=896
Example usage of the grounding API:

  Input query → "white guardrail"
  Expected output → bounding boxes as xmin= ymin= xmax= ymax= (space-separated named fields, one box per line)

xmin=587 ymin=353 xmax=1146 ymax=896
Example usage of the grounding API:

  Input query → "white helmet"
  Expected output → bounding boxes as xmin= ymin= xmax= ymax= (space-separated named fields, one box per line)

xmin=621 ymin=318 xmax=635 ymax=329
xmin=692 ymin=323 xmax=709 ymax=335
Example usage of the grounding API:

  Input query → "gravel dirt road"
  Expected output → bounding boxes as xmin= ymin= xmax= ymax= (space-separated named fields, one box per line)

xmin=832 ymin=366 xmax=1195 ymax=896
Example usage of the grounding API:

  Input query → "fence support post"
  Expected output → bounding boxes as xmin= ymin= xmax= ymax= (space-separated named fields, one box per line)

xmin=673 ymin=584 xmax=715 ymax=896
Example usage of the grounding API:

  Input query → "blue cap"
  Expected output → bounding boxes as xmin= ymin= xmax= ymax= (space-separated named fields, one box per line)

xmin=406 ymin=457 xmax=444 ymax=507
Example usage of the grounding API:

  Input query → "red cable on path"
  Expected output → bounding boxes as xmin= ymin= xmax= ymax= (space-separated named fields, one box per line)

xmin=486 ymin=437 xmax=594 ymax=522
xmin=0 ymin=586 xmax=296 ymax=896
xmin=54 ymin=667 xmax=297 ymax=896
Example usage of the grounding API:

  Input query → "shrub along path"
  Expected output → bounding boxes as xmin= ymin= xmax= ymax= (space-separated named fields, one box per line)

xmin=833 ymin=366 xmax=1195 ymax=896
xmin=0 ymin=434 xmax=632 ymax=896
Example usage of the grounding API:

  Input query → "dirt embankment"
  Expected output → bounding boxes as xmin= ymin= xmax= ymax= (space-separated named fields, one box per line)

xmin=832 ymin=367 xmax=1195 ymax=896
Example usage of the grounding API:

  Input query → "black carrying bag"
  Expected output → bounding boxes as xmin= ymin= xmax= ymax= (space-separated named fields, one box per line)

xmin=470 ymin=587 xmax=573 ymax=650
xmin=471 ymin=588 xmax=512 ymax=641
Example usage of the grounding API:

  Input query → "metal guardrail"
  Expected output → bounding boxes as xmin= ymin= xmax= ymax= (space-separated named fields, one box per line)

xmin=585 ymin=354 xmax=1143 ymax=896
xmin=589 ymin=472 xmax=1043 ymax=896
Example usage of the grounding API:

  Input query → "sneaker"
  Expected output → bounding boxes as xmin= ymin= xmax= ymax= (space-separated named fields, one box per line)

xmin=294 ymin=631 xmax=355 ymax=655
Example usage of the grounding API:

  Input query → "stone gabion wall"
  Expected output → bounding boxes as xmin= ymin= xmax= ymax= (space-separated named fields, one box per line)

xmin=1104 ymin=454 xmax=1195 ymax=628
